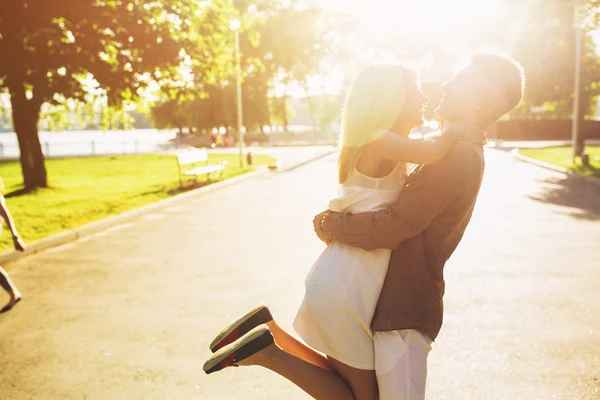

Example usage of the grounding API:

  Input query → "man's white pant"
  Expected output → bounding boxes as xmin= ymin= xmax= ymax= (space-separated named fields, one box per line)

xmin=374 ymin=329 xmax=432 ymax=400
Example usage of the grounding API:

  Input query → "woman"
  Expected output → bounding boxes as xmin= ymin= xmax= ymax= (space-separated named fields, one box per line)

xmin=203 ymin=64 xmax=457 ymax=399
xmin=0 ymin=177 xmax=25 ymax=313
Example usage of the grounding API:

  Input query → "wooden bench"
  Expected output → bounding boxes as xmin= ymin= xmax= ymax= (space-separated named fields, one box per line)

xmin=175 ymin=148 xmax=227 ymax=187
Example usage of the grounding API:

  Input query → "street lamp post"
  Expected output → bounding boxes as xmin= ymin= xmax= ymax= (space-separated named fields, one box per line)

xmin=572 ymin=0 xmax=585 ymax=163
xmin=230 ymin=19 xmax=244 ymax=167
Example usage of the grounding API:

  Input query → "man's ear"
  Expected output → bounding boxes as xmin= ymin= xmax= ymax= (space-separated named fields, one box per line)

xmin=474 ymin=97 xmax=494 ymax=114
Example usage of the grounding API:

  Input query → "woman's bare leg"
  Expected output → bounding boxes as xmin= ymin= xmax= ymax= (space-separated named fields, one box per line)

xmin=0 ymin=266 xmax=20 ymax=299
xmin=262 ymin=319 xmax=378 ymax=398
xmin=266 ymin=320 xmax=331 ymax=369
xmin=238 ymin=342 xmax=356 ymax=400
xmin=238 ymin=341 xmax=378 ymax=400
xmin=207 ymin=311 xmax=377 ymax=399
xmin=328 ymin=357 xmax=379 ymax=400
xmin=0 ymin=266 xmax=21 ymax=311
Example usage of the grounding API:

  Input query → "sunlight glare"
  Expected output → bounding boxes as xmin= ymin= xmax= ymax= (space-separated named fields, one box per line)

xmin=330 ymin=0 xmax=504 ymax=47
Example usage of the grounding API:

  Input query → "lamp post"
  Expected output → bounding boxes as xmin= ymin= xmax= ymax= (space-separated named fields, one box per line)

xmin=572 ymin=0 xmax=583 ymax=162
xmin=230 ymin=19 xmax=244 ymax=167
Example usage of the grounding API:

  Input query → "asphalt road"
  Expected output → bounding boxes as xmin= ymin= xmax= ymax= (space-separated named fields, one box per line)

xmin=1 ymin=148 xmax=599 ymax=400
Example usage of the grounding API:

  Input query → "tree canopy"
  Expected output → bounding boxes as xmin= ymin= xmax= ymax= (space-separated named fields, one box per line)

xmin=150 ymin=0 xmax=335 ymax=135
xmin=511 ymin=0 xmax=600 ymax=119
xmin=0 ymin=0 xmax=233 ymax=188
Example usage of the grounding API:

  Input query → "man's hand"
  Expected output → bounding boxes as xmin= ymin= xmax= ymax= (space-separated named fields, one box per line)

xmin=313 ymin=210 xmax=333 ymax=245
xmin=13 ymin=235 xmax=26 ymax=252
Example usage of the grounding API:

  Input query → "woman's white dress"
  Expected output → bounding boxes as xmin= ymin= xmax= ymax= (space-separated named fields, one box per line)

xmin=293 ymin=162 xmax=407 ymax=370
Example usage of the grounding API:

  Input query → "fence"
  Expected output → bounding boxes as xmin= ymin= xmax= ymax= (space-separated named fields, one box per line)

xmin=0 ymin=139 xmax=168 ymax=159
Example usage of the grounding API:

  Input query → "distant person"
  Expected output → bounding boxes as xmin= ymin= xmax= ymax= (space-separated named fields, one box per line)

xmin=0 ymin=177 xmax=26 ymax=313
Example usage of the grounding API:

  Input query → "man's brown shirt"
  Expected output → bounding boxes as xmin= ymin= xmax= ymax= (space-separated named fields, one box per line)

xmin=319 ymin=135 xmax=486 ymax=341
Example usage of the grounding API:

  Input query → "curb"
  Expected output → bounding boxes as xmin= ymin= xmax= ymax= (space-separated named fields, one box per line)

xmin=0 ymin=149 xmax=336 ymax=265
xmin=510 ymin=148 xmax=600 ymax=189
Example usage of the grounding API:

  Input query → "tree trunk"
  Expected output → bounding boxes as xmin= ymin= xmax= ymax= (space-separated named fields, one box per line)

xmin=575 ymin=91 xmax=588 ymax=155
xmin=282 ymin=82 xmax=289 ymax=132
xmin=305 ymin=95 xmax=318 ymax=133
xmin=10 ymin=88 xmax=47 ymax=189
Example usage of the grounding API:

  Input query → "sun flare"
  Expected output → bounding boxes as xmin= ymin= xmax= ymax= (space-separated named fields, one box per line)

xmin=329 ymin=0 xmax=506 ymax=48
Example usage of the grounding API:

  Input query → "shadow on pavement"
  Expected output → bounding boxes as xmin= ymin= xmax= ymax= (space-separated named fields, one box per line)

xmin=528 ymin=175 xmax=600 ymax=221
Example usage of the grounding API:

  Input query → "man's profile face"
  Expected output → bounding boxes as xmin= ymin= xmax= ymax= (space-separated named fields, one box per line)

xmin=435 ymin=65 xmax=491 ymax=124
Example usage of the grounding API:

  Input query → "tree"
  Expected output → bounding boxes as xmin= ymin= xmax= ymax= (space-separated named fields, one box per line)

xmin=508 ymin=0 xmax=600 ymax=119
xmin=149 ymin=0 xmax=335 ymax=135
xmin=258 ymin=4 xmax=331 ymax=130
xmin=305 ymin=93 xmax=344 ymax=134
xmin=0 ymin=0 xmax=227 ymax=189
xmin=151 ymin=99 xmax=194 ymax=135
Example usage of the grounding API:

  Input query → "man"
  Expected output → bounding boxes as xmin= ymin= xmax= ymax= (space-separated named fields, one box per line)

xmin=314 ymin=51 xmax=525 ymax=399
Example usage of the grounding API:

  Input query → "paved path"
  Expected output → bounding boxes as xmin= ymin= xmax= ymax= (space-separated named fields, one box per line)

xmin=1 ymin=149 xmax=599 ymax=400
xmin=487 ymin=140 xmax=600 ymax=149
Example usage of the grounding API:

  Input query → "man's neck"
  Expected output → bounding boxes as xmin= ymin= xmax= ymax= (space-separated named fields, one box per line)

xmin=442 ymin=120 xmax=487 ymax=145
xmin=443 ymin=120 xmax=482 ymax=131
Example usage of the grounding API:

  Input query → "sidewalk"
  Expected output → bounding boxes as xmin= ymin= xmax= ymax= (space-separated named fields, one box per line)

xmin=0 ymin=149 xmax=599 ymax=399
xmin=487 ymin=139 xmax=600 ymax=149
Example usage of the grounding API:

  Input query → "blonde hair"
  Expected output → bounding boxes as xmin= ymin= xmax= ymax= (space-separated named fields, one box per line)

xmin=337 ymin=64 xmax=414 ymax=183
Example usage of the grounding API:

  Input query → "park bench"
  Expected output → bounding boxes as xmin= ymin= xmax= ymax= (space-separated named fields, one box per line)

xmin=175 ymin=148 xmax=227 ymax=187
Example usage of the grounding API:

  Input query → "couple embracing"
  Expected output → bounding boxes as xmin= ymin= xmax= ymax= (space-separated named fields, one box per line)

xmin=204 ymin=52 xmax=525 ymax=400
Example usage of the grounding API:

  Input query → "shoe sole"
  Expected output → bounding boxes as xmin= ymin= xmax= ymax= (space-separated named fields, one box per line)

xmin=0 ymin=296 xmax=22 ymax=314
xmin=209 ymin=305 xmax=272 ymax=352
xmin=203 ymin=325 xmax=274 ymax=374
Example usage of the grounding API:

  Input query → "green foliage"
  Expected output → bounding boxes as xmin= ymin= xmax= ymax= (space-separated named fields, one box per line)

xmin=268 ymin=96 xmax=295 ymax=128
xmin=511 ymin=0 xmax=600 ymax=118
xmin=258 ymin=5 xmax=330 ymax=86
xmin=305 ymin=93 xmax=344 ymax=132
xmin=151 ymin=100 xmax=194 ymax=133
xmin=0 ymin=0 xmax=201 ymax=106
xmin=0 ymin=0 xmax=238 ymax=187
xmin=150 ymin=0 xmax=336 ymax=134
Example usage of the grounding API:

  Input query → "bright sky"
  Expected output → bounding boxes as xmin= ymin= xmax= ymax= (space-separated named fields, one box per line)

xmin=283 ymin=0 xmax=509 ymax=98
xmin=321 ymin=0 xmax=506 ymax=46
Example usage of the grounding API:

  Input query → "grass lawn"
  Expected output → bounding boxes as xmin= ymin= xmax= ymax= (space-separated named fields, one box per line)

xmin=519 ymin=146 xmax=600 ymax=178
xmin=0 ymin=153 xmax=277 ymax=250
